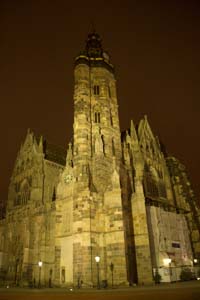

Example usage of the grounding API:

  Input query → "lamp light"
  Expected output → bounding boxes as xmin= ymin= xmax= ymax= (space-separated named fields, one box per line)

xmin=95 ymin=256 xmax=100 ymax=263
xmin=163 ymin=258 xmax=172 ymax=266
xmin=38 ymin=261 xmax=43 ymax=267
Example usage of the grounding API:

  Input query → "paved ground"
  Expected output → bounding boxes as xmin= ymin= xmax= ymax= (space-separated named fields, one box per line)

xmin=0 ymin=281 xmax=200 ymax=300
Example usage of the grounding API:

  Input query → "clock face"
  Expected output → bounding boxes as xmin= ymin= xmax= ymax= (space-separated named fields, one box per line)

xmin=64 ymin=174 xmax=73 ymax=184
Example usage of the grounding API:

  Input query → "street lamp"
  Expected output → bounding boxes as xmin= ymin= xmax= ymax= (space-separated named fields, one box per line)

xmin=14 ymin=258 xmax=19 ymax=286
xmin=194 ymin=258 xmax=198 ymax=264
xmin=163 ymin=258 xmax=171 ymax=266
xmin=110 ymin=262 xmax=114 ymax=288
xmin=95 ymin=256 xmax=100 ymax=289
xmin=38 ymin=261 xmax=43 ymax=288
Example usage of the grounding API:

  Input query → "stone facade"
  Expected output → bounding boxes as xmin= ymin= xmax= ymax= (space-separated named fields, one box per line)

xmin=0 ymin=131 xmax=65 ymax=286
xmin=0 ymin=32 xmax=199 ymax=287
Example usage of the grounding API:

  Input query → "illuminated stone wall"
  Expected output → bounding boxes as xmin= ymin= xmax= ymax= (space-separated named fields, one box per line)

xmin=122 ymin=116 xmax=200 ymax=283
xmin=0 ymin=130 xmax=63 ymax=286
xmin=147 ymin=206 xmax=193 ymax=268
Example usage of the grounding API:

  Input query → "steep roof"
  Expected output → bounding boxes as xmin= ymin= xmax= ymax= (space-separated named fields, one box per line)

xmin=43 ymin=140 xmax=66 ymax=166
xmin=34 ymin=133 xmax=67 ymax=166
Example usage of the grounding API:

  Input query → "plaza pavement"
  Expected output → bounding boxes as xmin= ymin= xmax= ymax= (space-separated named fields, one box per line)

xmin=0 ymin=281 xmax=200 ymax=300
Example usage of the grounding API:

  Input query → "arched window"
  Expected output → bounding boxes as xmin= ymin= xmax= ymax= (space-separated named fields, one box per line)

xmin=94 ymin=112 xmax=100 ymax=123
xmin=102 ymin=135 xmax=105 ymax=155
xmin=108 ymin=86 xmax=111 ymax=98
xmin=61 ymin=268 xmax=65 ymax=283
xmin=112 ymin=138 xmax=115 ymax=156
xmin=110 ymin=116 xmax=113 ymax=126
xmin=94 ymin=85 xmax=100 ymax=95
xmin=143 ymin=165 xmax=159 ymax=199
xmin=143 ymin=165 xmax=167 ymax=200
xmin=20 ymin=180 xmax=30 ymax=205
xmin=110 ymin=110 xmax=113 ymax=126
xmin=52 ymin=187 xmax=56 ymax=201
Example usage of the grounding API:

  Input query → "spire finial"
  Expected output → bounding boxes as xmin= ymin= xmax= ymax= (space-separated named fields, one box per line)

xmin=89 ymin=19 xmax=96 ymax=34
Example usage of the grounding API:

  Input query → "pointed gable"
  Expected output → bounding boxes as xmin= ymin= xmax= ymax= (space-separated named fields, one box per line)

xmin=138 ymin=115 xmax=155 ymax=144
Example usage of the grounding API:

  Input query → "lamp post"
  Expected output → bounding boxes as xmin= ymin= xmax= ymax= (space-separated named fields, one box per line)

xmin=95 ymin=256 xmax=100 ymax=289
xmin=110 ymin=262 xmax=114 ymax=288
xmin=193 ymin=258 xmax=198 ymax=279
xmin=163 ymin=258 xmax=172 ymax=282
xmin=38 ymin=261 xmax=43 ymax=288
xmin=14 ymin=258 xmax=19 ymax=286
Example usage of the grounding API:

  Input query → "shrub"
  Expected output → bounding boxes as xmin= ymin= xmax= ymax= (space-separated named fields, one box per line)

xmin=154 ymin=270 xmax=162 ymax=284
xmin=197 ymin=268 xmax=200 ymax=277
xmin=180 ymin=268 xmax=195 ymax=281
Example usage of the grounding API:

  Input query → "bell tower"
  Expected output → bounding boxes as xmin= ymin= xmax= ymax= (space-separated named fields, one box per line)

xmin=72 ymin=32 xmax=128 ymax=286
xmin=73 ymin=31 xmax=121 ymax=167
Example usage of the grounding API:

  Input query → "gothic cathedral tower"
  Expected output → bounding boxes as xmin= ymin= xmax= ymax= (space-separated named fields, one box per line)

xmin=72 ymin=32 xmax=127 ymax=286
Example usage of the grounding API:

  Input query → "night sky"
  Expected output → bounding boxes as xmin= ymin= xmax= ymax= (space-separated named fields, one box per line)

xmin=0 ymin=0 xmax=200 ymax=203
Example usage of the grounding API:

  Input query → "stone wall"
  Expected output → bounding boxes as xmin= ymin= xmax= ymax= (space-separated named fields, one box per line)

xmin=147 ymin=205 xmax=193 ymax=268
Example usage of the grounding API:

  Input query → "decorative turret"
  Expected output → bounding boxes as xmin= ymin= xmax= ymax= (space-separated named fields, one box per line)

xmin=75 ymin=31 xmax=114 ymax=73
xmin=86 ymin=31 xmax=103 ymax=58
xmin=66 ymin=142 xmax=73 ymax=167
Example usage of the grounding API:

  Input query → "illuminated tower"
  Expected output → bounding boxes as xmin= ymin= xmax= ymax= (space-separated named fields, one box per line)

xmin=73 ymin=31 xmax=121 ymax=172
xmin=72 ymin=31 xmax=127 ymax=286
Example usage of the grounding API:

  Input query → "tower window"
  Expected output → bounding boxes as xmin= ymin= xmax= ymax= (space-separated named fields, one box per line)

xmin=95 ymin=112 xmax=100 ymax=123
xmin=112 ymin=138 xmax=115 ymax=156
xmin=172 ymin=242 xmax=180 ymax=248
xmin=61 ymin=268 xmax=65 ymax=283
xmin=110 ymin=116 xmax=113 ymax=126
xmin=94 ymin=85 xmax=100 ymax=95
xmin=52 ymin=187 xmax=56 ymax=201
xmin=110 ymin=110 xmax=113 ymax=126
xmin=108 ymin=86 xmax=111 ymax=98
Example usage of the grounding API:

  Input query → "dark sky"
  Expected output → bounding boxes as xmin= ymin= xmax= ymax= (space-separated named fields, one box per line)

xmin=0 ymin=0 xmax=200 ymax=202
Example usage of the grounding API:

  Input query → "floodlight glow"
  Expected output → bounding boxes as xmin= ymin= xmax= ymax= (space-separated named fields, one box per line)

xmin=38 ymin=261 xmax=43 ymax=267
xmin=163 ymin=258 xmax=172 ymax=266
xmin=95 ymin=256 xmax=100 ymax=263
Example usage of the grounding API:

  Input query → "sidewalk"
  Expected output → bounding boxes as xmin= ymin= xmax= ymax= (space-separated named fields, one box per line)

xmin=0 ymin=280 xmax=199 ymax=294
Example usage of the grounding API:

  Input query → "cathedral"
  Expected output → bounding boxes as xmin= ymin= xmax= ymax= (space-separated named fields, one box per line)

xmin=0 ymin=32 xmax=200 ymax=287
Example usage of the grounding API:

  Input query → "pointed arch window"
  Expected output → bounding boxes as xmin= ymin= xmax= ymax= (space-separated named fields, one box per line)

xmin=108 ymin=86 xmax=111 ymax=98
xmin=94 ymin=112 xmax=100 ymax=123
xmin=143 ymin=165 xmax=167 ymax=200
xmin=111 ymin=116 xmax=113 ymax=126
xmin=112 ymin=138 xmax=115 ymax=156
xmin=94 ymin=85 xmax=100 ymax=95
xmin=102 ymin=135 xmax=105 ymax=155
xmin=61 ymin=268 xmax=65 ymax=283
xmin=52 ymin=187 xmax=56 ymax=201
xmin=110 ymin=110 xmax=113 ymax=126
xmin=20 ymin=180 xmax=30 ymax=205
